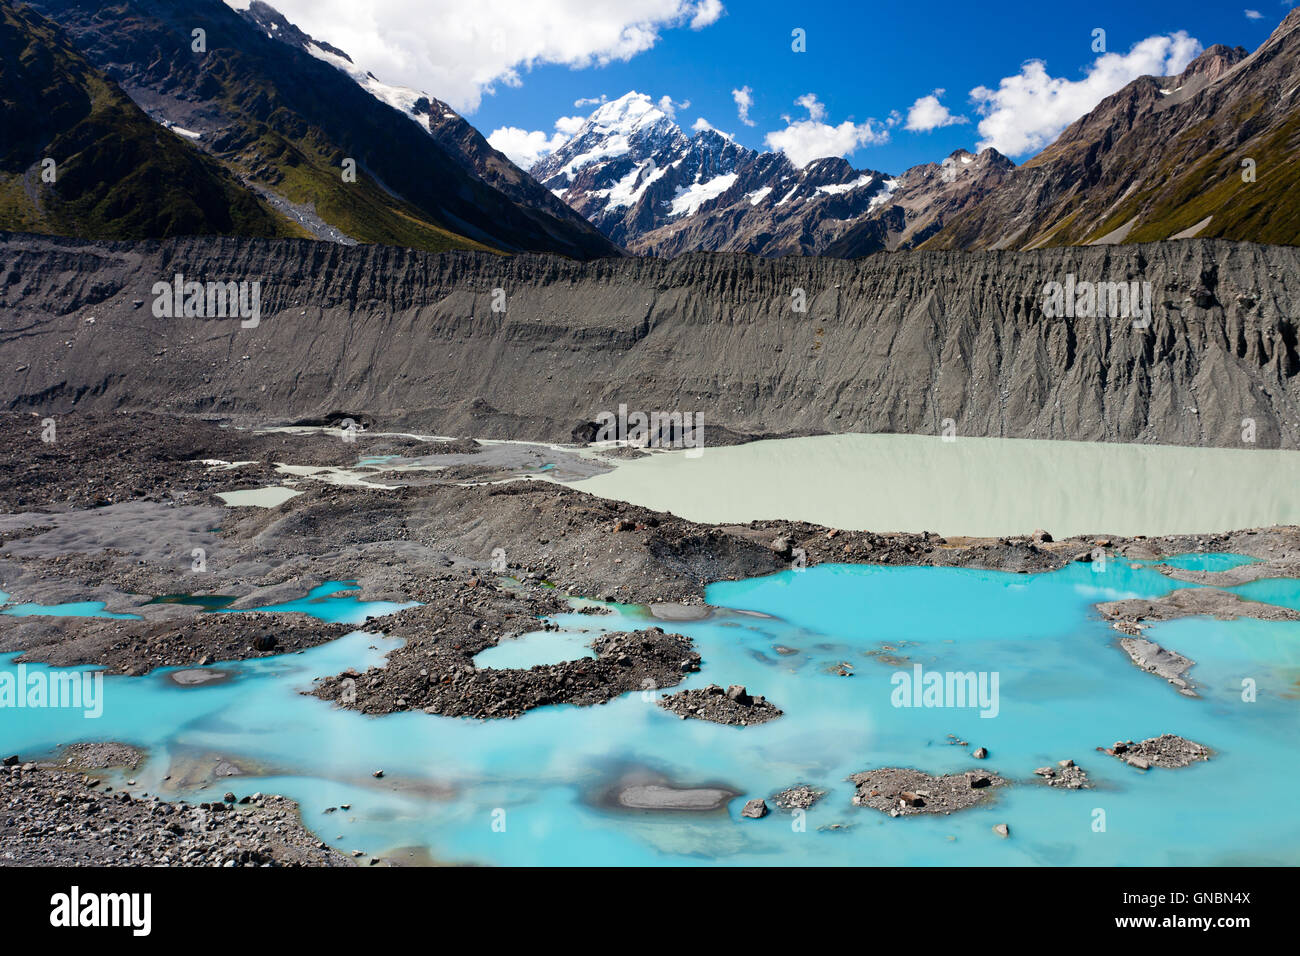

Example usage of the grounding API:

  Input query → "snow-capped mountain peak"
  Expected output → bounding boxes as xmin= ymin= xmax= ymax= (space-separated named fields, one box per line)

xmin=587 ymin=91 xmax=675 ymax=134
xmin=529 ymin=89 xmax=1023 ymax=256
xmin=532 ymin=92 xmax=692 ymax=191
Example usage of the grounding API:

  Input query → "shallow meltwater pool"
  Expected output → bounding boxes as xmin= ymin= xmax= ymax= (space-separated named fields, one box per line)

xmin=2 ymin=559 xmax=1297 ymax=866
xmin=473 ymin=627 xmax=599 ymax=670
xmin=214 ymin=581 xmax=418 ymax=625
xmin=0 ymin=582 xmax=414 ymax=625
xmin=0 ymin=591 xmax=141 ymax=620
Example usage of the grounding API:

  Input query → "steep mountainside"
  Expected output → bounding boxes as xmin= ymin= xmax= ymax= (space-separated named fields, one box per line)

xmin=824 ymin=148 xmax=1015 ymax=257
xmin=26 ymin=0 xmax=620 ymax=258
xmin=926 ymin=10 xmax=1300 ymax=250
xmin=237 ymin=1 xmax=609 ymax=254
xmin=0 ymin=0 xmax=291 ymax=240
xmin=531 ymin=93 xmax=902 ymax=256
xmin=3 ymin=232 xmax=1297 ymax=449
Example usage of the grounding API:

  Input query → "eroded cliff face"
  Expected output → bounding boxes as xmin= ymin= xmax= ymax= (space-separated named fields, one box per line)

xmin=2 ymin=232 xmax=1298 ymax=449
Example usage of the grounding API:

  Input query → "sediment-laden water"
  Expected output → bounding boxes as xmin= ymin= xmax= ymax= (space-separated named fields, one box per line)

xmin=570 ymin=434 xmax=1300 ymax=538
xmin=2 ymin=556 xmax=1296 ymax=866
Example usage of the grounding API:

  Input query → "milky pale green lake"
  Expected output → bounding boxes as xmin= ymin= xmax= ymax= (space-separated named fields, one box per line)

xmin=571 ymin=434 xmax=1300 ymax=538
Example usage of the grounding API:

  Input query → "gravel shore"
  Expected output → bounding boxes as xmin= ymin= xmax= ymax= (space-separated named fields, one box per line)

xmin=1 ymin=750 xmax=353 ymax=867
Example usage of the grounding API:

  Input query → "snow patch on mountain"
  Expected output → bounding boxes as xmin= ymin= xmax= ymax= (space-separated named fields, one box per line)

xmin=868 ymin=178 xmax=900 ymax=210
xmin=669 ymin=173 xmax=737 ymax=217
xmin=604 ymin=161 xmax=668 ymax=209
xmin=816 ymin=174 xmax=875 ymax=196
xmin=303 ymin=41 xmax=432 ymax=131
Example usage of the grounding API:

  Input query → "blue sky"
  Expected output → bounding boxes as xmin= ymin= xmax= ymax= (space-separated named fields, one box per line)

xmin=248 ymin=0 xmax=1291 ymax=174
xmin=471 ymin=0 xmax=1286 ymax=172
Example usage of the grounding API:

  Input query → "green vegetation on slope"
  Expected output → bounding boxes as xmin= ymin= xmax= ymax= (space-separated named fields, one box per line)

xmin=0 ymin=1 xmax=297 ymax=240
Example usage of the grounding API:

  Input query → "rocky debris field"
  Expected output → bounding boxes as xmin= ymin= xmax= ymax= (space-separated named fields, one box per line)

xmin=1101 ymin=735 xmax=1213 ymax=770
xmin=849 ymin=767 xmax=1008 ymax=816
xmin=1032 ymin=759 xmax=1092 ymax=789
xmin=55 ymin=742 xmax=146 ymax=772
xmin=658 ymin=683 xmax=783 ymax=725
xmin=1 ymin=756 xmax=353 ymax=867
xmin=771 ymin=785 xmax=826 ymax=810
xmin=1099 ymin=587 xmax=1300 ymax=626
xmin=9 ymin=612 xmax=351 ymax=675
xmin=312 ymin=605 xmax=701 ymax=718
xmin=0 ymin=412 xmax=446 ymax=512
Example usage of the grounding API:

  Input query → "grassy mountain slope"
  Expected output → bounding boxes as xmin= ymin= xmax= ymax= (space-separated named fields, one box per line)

xmin=29 ymin=0 xmax=620 ymax=257
xmin=924 ymin=11 xmax=1300 ymax=251
xmin=0 ymin=0 xmax=295 ymax=240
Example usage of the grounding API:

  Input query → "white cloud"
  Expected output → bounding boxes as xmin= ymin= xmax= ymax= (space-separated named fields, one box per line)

xmin=1245 ymin=9 xmax=1263 ymax=19
xmin=690 ymin=0 xmax=725 ymax=29
xmin=691 ymin=117 xmax=733 ymax=139
xmin=226 ymin=0 xmax=727 ymax=113
xmin=904 ymin=89 xmax=968 ymax=132
xmin=970 ymin=31 xmax=1202 ymax=156
xmin=763 ymin=94 xmax=889 ymax=168
xmin=575 ymin=95 xmax=609 ymax=108
xmin=554 ymin=115 xmax=587 ymax=136
xmin=657 ymin=95 xmax=691 ymax=117
xmin=488 ymin=114 xmax=585 ymax=168
xmin=732 ymin=85 xmax=755 ymax=126
xmin=794 ymin=92 xmax=827 ymax=121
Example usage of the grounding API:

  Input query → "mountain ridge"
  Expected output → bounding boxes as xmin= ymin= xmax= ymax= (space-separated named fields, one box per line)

xmin=532 ymin=12 xmax=1300 ymax=257
xmin=922 ymin=9 xmax=1300 ymax=250
xmin=529 ymin=91 xmax=1002 ymax=258
xmin=22 ymin=0 xmax=621 ymax=258
xmin=0 ymin=0 xmax=294 ymax=241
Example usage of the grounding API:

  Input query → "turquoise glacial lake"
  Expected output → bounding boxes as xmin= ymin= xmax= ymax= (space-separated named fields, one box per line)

xmin=1 ymin=558 xmax=1297 ymax=866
